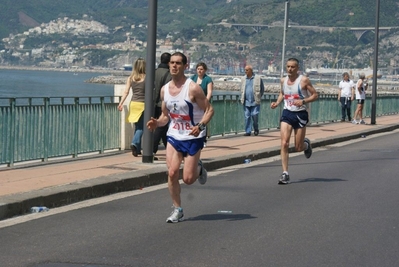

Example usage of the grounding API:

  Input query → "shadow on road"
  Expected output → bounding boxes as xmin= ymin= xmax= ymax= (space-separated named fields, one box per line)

xmin=186 ymin=213 xmax=257 ymax=221
xmin=291 ymin=177 xmax=347 ymax=183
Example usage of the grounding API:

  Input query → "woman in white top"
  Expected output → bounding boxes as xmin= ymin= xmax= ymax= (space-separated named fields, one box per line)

xmin=352 ymin=72 xmax=368 ymax=124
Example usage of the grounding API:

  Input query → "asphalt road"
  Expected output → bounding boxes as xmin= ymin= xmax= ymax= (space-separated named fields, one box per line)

xmin=0 ymin=131 xmax=398 ymax=267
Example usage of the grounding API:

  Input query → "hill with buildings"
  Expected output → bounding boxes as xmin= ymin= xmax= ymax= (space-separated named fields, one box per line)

xmin=1 ymin=0 xmax=399 ymax=75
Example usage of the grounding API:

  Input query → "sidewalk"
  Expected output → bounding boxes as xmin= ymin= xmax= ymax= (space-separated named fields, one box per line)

xmin=1 ymin=115 xmax=398 ymax=220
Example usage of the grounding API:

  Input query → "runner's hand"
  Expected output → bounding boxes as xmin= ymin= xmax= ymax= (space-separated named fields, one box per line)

xmin=147 ymin=117 xmax=158 ymax=132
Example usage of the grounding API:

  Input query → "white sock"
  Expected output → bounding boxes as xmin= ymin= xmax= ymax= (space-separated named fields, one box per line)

xmin=304 ymin=142 xmax=309 ymax=150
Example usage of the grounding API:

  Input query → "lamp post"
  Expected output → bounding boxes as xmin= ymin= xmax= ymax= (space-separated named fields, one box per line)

xmin=371 ymin=0 xmax=380 ymax=125
xmin=280 ymin=1 xmax=289 ymax=78
xmin=142 ymin=0 xmax=158 ymax=163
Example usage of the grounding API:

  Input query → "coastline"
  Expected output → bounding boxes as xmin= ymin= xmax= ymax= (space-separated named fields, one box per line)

xmin=85 ymin=74 xmax=399 ymax=95
xmin=0 ymin=65 xmax=127 ymax=75
xmin=2 ymin=65 xmax=398 ymax=94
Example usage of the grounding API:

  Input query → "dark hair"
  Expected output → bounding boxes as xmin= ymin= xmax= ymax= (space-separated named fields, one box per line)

xmin=196 ymin=62 xmax=207 ymax=71
xmin=342 ymin=72 xmax=349 ymax=77
xmin=287 ymin=58 xmax=299 ymax=65
xmin=171 ymin=52 xmax=187 ymax=65
xmin=160 ymin=52 xmax=171 ymax=64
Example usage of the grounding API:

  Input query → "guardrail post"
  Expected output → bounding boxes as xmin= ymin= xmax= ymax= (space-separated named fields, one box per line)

xmin=100 ymin=97 xmax=105 ymax=154
xmin=73 ymin=97 xmax=79 ymax=158
xmin=43 ymin=97 xmax=49 ymax=162
xmin=8 ymin=98 xmax=16 ymax=167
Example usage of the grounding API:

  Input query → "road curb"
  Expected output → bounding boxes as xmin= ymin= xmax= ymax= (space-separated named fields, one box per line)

xmin=0 ymin=123 xmax=398 ymax=221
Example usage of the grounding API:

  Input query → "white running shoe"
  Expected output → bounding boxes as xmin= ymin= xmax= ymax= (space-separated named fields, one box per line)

xmin=166 ymin=207 xmax=184 ymax=223
xmin=278 ymin=173 xmax=290 ymax=185
xmin=352 ymin=120 xmax=359 ymax=124
xmin=198 ymin=160 xmax=207 ymax=185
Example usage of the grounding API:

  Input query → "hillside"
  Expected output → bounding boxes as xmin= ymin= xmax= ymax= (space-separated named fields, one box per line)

xmin=1 ymin=0 xmax=398 ymax=40
xmin=1 ymin=0 xmax=399 ymax=73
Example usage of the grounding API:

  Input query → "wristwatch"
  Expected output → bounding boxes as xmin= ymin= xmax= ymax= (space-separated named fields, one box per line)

xmin=197 ymin=123 xmax=206 ymax=131
xmin=302 ymin=99 xmax=306 ymax=105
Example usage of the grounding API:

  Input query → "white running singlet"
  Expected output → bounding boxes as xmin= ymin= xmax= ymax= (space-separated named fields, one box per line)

xmin=164 ymin=78 xmax=206 ymax=141
xmin=282 ymin=75 xmax=309 ymax=112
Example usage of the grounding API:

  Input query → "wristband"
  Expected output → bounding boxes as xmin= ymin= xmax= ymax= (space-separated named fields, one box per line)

xmin=197 ymin=123 xmax=206 ymax=131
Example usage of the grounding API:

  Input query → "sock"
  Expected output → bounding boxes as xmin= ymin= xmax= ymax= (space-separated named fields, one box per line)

xmin=304 ymin=142 xmax=309 ymax=150
xmin=283 ymin=171 xmax=289 ymax=175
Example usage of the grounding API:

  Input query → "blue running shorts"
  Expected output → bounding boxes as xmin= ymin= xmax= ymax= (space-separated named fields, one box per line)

xmin=280 ymin=109 xmax=309 ymax=129
xmin=167 ymin=136 xmax=204 ymax=157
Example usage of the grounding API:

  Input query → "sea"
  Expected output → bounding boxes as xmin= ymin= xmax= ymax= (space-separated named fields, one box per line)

xmin=0 ymin=69 xmax=114 ymax=98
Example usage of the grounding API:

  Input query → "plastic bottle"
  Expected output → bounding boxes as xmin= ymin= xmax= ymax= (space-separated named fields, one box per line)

xmin=244 ymin=159 xmax=251 ymax=164
xmin=30 ymin=206 xmax=49 ymax=213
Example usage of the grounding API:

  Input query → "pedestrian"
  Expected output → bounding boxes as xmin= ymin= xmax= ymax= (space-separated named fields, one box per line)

xmin=146 ymin=52 xmax=214 ymax=223
xmin=270 ymin=58 xmax=318 ymax=184
xmin=190 ymin=62 xmax=213 ymax=146
xmin=352 ymin=73 xmax=368 ymax=124
xmin=118 ymin=58 xmax=146 ymax=157
xmin=240 ymin=65 xmax=265 ymax=136
xmin=338 ymin=72 xmax=355 ymax=122
xmin=153 ymin=52 xmax=172 ymax=160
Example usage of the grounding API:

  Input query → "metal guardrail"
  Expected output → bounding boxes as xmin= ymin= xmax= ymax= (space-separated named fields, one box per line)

xmin=209 ymin=93 xmax=399 ymax=136
xmin=0 ymin=97 xmax=121 ymax=167
xmin=1 ymin=93 xmax=398 ymax=167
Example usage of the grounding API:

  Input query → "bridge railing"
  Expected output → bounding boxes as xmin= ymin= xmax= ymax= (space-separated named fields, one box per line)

xmin=1 ymin=93 xmax=398 ymax=167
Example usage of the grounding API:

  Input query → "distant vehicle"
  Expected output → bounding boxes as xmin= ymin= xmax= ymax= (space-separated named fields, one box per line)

xmin=232 ymin=77 xmax=241 ymax=82
xmin=123 ymin=64 xmax=132 ymax=71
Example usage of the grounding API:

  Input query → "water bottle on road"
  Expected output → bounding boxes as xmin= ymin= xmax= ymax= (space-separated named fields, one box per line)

xmin=30 ymin=206 xmax=49 ymax=213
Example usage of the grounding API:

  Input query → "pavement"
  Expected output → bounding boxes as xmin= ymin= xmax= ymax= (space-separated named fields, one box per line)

xmin=1 ymin=115 xmax=398 ymax=221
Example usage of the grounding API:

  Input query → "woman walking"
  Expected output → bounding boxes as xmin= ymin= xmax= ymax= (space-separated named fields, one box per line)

xmin=118 ymin=58 xmax=146 ymax=156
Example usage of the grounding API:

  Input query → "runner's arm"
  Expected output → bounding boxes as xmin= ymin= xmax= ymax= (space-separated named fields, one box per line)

xmin=147 ymin=86 xmax=169 ymax=130
xmin=270 ymin=78 xmax=285 ymax=109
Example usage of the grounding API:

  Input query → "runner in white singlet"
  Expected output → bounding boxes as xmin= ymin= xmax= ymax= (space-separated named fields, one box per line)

xmin=164 ymin=78 xmax=206 ymax=141
xmin=270 ymin=58 xmax=318 ymax=184
xmin=147 ymin=52 xmax=214 ymax=223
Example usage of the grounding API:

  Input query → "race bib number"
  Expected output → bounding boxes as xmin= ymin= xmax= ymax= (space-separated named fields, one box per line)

xmin=284 ymin=94 xmax=300 ymax=106
xmin=172 ymin=121 xmax=192 ymax=135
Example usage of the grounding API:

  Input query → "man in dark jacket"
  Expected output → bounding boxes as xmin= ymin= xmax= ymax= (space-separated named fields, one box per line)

xmin=153 ymin=52 xmax=172 ymax=158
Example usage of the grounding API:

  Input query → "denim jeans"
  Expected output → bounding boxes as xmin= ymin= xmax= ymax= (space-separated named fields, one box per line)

xmin=132 ymin=113 xmax=144 ymax=151
xmin=244 ymin=105 xmax=260 ymax=134
xmin=340 ymin=97 xmax=352 ymax=120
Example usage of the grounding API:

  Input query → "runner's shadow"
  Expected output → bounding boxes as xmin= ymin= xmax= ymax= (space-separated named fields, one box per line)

xmin=291 ymin=177 xmax=347 ymax=183
xmin=186 ymin=213 xmax=257 ymax=221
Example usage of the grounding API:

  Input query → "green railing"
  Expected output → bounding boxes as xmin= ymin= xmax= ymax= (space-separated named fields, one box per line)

xmin=0 ymin=97 xmax=120 ymax=167
xmin=1 ymin=93 xmax=398 ymax=167
xmin=209 ymin=92 xmax=399 ymax=136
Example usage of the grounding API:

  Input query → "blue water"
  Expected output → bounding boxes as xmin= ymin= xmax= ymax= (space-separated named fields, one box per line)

xmin=0 ymin=69 xmax=114 ymax=98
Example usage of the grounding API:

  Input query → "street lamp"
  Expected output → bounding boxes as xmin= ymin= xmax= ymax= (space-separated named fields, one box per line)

xmin=371 ymin=0 xmax=380 ymax=125
xmin=280 ymin=1 xmax=289 ymax=78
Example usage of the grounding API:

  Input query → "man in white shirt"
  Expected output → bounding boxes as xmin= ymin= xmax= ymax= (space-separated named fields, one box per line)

xmin=338 ymin=72 xmax=355 ymax=122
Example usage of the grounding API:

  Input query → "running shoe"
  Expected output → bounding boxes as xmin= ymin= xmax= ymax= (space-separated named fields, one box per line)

xmin=351 ymin=120 xmax=359 ymax=124
xmin=166 ymin=207 xmax=184 ymax=223
xmin=278 ymin=173 xmax=290 ymax=185
xmin=304 ymin=137 xmax=312 ymax=159
xmin=360 ymin=120 xmax=366 ymax=124
xmin=198 ymin=160 xmax=207 ymax=185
